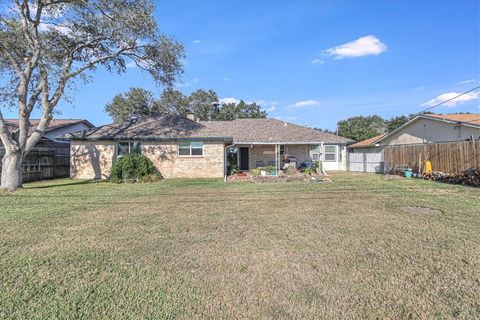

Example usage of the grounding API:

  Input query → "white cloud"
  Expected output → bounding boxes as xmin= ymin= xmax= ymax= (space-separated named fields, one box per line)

xmin=311 ymin=59 xmax=325 ymax=65
xmin=223 ymin=77 xmax=232 ymax=82
xmin=265 ymin=106 xmax=276 ymax=112
xmin=220 ymin=97 xmax=241 ymax=105
xmin=459 ymin=79 xmax=476 ymax=84
xmin=289 ymin=100 xmax=320 ymax=108
xmin=421 ymin=92 xmax=479 ymax=108
xmin=324 ymin=35 xmax=387 ymax=59
xmin=192 ymin=39 xmax=201 ymax=44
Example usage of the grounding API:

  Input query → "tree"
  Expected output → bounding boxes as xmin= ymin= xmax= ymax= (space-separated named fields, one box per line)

xmin=234 ymin=100 xmax=267 ymax=119
xmin=337 ymin=115 xmax=386 ymax=142
xmin=386 ymin=115 xmax=409 ymax=132
xmin=153 ymin=89 xmax=189 ymax=115
xmin=385 ymin=112 xmax=436 ymax=132
xmin=105 ymin=88 xmax=268 ymax=121
xmin=314 ymin=127 xmax=336 ymax=134
xmin=188 ymin=89 xmax=219 ymax=121
xmin=217 ymin=100 xmax=266 ymax=120
xmin=105 ymin=88 xmax=155 ymax=122
xmin=0 ymin=0 xmax=184 ymax=191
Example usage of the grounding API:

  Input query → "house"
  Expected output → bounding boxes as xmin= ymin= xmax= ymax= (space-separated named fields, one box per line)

xmin=4 ymin=118 xmax=95 ymax=147
xmin=1 ymin=119 xmax=95 ymax=182
xmin=348 ymin=113 xmax=480 ymax=173
xmin=62 ymin=114 xmax=353 ymax=180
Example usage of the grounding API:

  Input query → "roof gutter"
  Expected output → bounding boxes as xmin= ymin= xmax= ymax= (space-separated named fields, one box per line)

xmin=232 ymin=141 xmax=347 ymax=145
xmin=58 ymin=136 xmax=234 ymax=142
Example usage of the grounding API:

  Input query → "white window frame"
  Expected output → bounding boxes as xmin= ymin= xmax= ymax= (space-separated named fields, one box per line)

xmin=117 ymin=141 xmax=142 ymax=156
xmin=324 ymin=145 xmax=337 ymax=162
xmin=309 ymin=145 xmax=320 ymax=161
xmin=178 ymin=141 xmax=204 ymax=157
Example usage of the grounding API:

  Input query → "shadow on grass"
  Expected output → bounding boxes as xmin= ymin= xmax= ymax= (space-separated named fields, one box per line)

xmin=25 ymin=179 xmax=104 ymax=189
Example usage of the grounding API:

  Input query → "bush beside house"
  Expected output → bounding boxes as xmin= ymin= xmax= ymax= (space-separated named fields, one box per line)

xmin=110 ymin=154 xmax=161 ymax=183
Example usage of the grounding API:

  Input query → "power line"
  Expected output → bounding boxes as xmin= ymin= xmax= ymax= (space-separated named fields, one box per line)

xmin=411 ymin=85 xmax=480 ymax=117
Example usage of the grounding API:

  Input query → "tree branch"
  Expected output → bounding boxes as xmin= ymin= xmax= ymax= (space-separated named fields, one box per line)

xmin=0 ymin=111 xmax=19 ymax=153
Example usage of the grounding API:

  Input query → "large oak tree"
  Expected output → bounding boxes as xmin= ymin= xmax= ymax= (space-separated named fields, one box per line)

xmin=0 ymin=0 xmax=184 ymax=191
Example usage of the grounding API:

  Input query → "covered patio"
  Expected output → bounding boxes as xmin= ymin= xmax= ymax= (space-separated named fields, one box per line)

xmin=225 ymin=143 xmax=324 ymax=176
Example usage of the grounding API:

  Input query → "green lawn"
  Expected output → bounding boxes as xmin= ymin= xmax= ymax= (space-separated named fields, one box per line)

xmin=1 ymin=173 xmax=479 ymax=319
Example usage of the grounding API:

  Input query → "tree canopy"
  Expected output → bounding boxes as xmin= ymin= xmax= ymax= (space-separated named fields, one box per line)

xmin=335 ymin=112 xmax=438 ymax=141
xmin=337 ymin=115 xmax=386 ymax=142
xmin=0 ymin=0 xmax=184 ymax=190
xmin=105 ymin=88 xmax=267 ymax=122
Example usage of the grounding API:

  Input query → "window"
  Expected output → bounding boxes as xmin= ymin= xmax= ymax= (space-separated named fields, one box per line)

xmin=178 ymin=141 xmax=203 ymax=156
xmin=324 ymin=145 xmax=336 ymax=162
xmin=117 ymin=141 xmax=142 ymax=156
xmin=310 ymin=145 xmax=320 ymax=161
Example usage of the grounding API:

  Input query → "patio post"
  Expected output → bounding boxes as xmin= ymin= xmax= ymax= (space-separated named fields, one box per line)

xmin=275 ymin=144 xmax=279 ymax=176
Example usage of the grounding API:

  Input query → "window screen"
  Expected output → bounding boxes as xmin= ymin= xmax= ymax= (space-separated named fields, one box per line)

xmin=178 ymin=142 xmax=204 ymax=156
xmin=324 ymin=145 xmax=336 ymax=162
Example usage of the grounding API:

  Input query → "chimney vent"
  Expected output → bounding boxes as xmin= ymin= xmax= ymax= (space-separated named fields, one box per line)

xmin=186 ymin=113 xmax=196 ymax=122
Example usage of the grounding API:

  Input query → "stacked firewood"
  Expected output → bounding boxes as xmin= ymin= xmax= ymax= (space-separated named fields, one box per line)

xmin=423 ymin=168 xmax=480 ymax=187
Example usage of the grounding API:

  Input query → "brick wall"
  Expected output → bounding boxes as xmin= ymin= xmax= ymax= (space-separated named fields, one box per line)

xmin=70 ymin=141 xmax=116 ymax=179
xmin=142 ymin=141 xmax=224 ymax=178
xmin=70 ymin=140 xmax=225 ymax=179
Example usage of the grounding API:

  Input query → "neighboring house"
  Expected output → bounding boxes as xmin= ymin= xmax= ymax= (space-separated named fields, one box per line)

xmin=4 ymin=119 xmax=95 ymax=147
xmin=348 ymin=113 xmax=480 ymax=173
xmin=1 ymin=119 xmax=95 ymax=182
xmin=62 ymin=114 xmax=353 ymax=180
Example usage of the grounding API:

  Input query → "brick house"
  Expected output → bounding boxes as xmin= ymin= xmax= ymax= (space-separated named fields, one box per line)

xmin=62 ymin=114 xmax=352 ymax=179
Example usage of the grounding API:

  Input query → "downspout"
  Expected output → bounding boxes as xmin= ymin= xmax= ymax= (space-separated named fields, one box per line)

xmin=320 ymin=142 xmax=328 ymax=176
xmin=224 ymin=144 xmax=235 ymax=182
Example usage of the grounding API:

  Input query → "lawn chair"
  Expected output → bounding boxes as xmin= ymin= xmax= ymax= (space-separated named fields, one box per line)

xmin=256 ymin=160 xmax=265 ymax=168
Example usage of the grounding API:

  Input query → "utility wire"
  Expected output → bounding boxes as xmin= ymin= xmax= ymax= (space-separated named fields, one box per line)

xmin=411 ymin=85 xmax=480 ymax=117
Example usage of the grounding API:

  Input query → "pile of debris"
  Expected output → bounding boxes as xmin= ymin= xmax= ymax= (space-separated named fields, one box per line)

xmin=423 ymin=168 xmax=480 ymax=187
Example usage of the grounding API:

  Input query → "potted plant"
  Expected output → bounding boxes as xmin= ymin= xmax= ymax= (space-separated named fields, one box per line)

xmin=265 ymin=164 xmax=276 ymax=176
xmin=249 ymin=168 xmax=261 ymax=177
xmin=230 ymin=164 xmax=239 ymax=175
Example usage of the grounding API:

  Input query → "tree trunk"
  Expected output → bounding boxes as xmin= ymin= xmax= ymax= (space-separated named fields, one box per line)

xmin=1 ymin=151 xmax=23 ymax=191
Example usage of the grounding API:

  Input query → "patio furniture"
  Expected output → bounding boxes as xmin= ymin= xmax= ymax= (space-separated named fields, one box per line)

xmin=268 ymin=160 xmax=275 ymax=166
xmin=256 ymin=160 xmax=265 ymax=168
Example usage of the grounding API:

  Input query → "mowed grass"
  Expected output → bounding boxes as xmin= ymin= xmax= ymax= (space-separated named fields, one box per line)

xmin=1 ymin=173 xmax=479 ymax=319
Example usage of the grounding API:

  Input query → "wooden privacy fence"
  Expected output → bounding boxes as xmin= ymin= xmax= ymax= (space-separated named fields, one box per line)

xmin=0 ymin=147 xmax=70 ymax=182
xmin=383 ymin=140 xmax=480 ymax=175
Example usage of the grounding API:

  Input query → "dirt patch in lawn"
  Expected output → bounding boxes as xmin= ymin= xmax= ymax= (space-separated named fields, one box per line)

xmin=400 ymin=206 xmax=444 ymax=215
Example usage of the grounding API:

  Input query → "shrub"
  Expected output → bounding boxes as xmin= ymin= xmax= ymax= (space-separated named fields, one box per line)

xmin=110 ymin=154 xmax=160 ymax=183
xmin=303 ymin=168 xmax=315 ymax=176
xmin=250 ymin=168 xmax=261 ymax=176
xmin=230 ymin=164 xmax=240 ymax=175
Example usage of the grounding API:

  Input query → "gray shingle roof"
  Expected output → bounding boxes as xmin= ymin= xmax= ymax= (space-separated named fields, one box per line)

xmin=63 ymin=114 xmax=352 ymax=144
xmin=6 ymin=119 xmax=94 ymax=134
xmin=62 ymin=114 xmax=230 ymax=141
xmin=200 ymin=118 xmax=352 ymax=144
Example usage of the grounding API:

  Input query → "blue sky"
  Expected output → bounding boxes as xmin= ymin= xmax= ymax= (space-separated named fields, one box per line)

xmin=4 ymin=0 xmax=480 ymax=129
